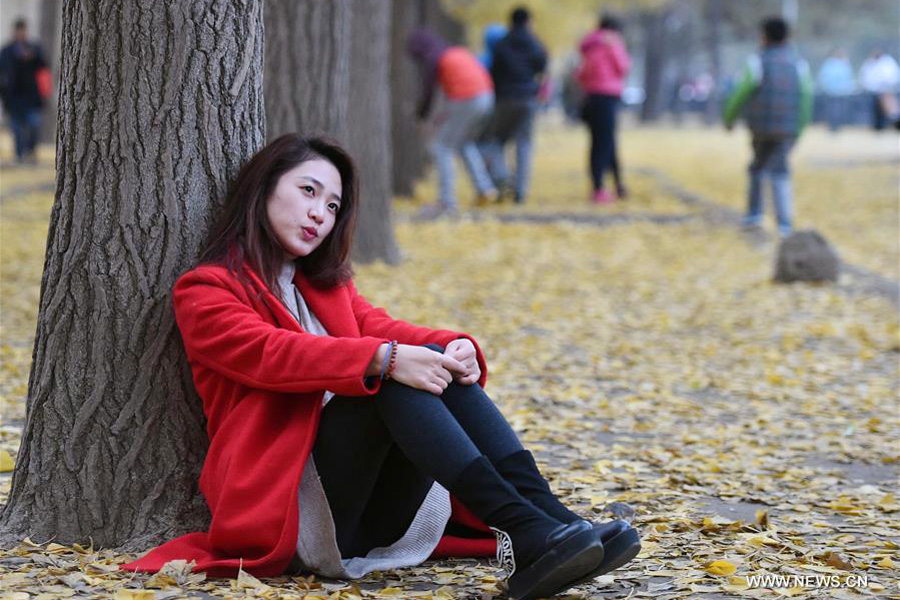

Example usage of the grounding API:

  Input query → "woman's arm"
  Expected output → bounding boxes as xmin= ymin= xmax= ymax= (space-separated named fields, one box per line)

xmin=347 ymin=281 xmax=488 ymax=387
xmin=174 ymin=269 xmax=389 ymax=396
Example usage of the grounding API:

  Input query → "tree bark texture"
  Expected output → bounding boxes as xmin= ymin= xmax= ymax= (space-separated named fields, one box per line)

xmin=265 ymin=0 xmax=398 ymax=264
xmin=37 ymin=0 xmax=61 ymax=145
xmin=347 ymin=0 xmax=399 ymax=264
xmin=390 ymin=0 xmax=427 ymax=197
xmin=0 ymin=0 xmax=266 ymax=549
xmin=264 ymin=0 xmax=351 ymax=141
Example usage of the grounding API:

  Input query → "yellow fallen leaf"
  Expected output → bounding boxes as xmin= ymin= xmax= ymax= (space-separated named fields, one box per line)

xmin=235 ymin=567 xmax=269 ymax=591
xmin=0 ymin=449 xmax=15 ymax=472
xmin=375 ymin=588 xmax=406 ymax=596
xmin=724 ymin=575 xmax=749 ymax=591
xmin=115 ymin=591 xmax=156 ymax=600
xmin=876 ymin=556 xmax=894 ymax=568
xmin=773 ymin=587 xmax=805 ymax=597
xmin=704 ymin=560 xmax=737 ymax=576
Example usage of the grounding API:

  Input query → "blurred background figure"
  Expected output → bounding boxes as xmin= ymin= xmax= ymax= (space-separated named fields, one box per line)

xmin=407 ymin=27 xmax=498 ymax=220
xmin=479 ymin=6 xmax=547 ymax=204
xmin=816 ymin=49 xmax=856 ymax=132
xmin=0 ymin=18 xmax=47 ymax=164
xmin=576 ymin=13 xmax=631 ymax=205
xmin=478 ymin=23 xmax=506 ymax=70
xmin=724 ymin=16 xmax=813 ymax=238
xmin=858 ymin=49 xmax=900 ymax=130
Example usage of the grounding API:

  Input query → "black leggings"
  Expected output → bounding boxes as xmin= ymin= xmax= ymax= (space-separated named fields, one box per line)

xmin=582 ymin=93 xmax=621 ymax=191
xmin=313 ymin=347 xmax=524 ymax=557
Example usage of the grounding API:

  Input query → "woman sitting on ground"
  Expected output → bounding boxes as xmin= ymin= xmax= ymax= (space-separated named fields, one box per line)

xmin=121 ymin=134 xmax=640 ymax=600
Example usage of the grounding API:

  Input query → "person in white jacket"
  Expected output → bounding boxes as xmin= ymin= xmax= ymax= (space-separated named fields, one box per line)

xmin=858 ymin=50 xmax=900 ymax=130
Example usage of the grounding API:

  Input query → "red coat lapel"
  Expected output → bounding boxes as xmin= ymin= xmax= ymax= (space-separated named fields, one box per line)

xmin=294 ymin=271 xmax=360 ymax=338
xmin=244 ymin=267 xmax=304 ymax=332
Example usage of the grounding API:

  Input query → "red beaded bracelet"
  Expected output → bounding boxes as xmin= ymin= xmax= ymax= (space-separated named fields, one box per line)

xmin=385 ymin=341 xmax=399 ymax=379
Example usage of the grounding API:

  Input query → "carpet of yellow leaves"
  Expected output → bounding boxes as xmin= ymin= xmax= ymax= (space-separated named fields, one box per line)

xmin=0 ymin=121 xmax=898 ymax=599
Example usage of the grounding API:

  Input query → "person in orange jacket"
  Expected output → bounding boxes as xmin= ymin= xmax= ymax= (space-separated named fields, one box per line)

xmin=121 ymin=135 xmax=640 ymax=600
xmin=407 ymin=28 xmax=499 ymax=219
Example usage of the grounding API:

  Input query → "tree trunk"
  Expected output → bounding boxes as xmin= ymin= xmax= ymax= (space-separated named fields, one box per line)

xmin=640 ymin=9 xmax=670 ymax=123
xmin=391 ymin=0 xmax=426 ymax=197
xmin=265 ymin=0 xmax=398 ymax=264
xmin=37 ymin=0 xmax=61 ymax=145
xmin=421 ymin=0 xmax=466 ymax=45
xmin=347 ymin=0 xmax=399 ymax=264
xmin=0 ymin=0 xmax=265 ymax=549
xmin=264 ymin=0 xmax=351 ymax=141
xmin=704 ymin=0 xmax=723 ymax=125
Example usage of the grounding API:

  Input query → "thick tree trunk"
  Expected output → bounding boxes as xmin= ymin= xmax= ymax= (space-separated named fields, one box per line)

xmin=348 ymin=0 xmax=399 ymax=264
xmin=264 ymin=0 xmax=351 ymax=141
xmin=391 ymin=0 xmax=426 ymax=197
xmin=37 ymin=0 xmax=61 ymax=145
xmin=0 ymin=0 xmax=265 ymax=549
xmin=265 ymin=0 xmax=397 ymax=264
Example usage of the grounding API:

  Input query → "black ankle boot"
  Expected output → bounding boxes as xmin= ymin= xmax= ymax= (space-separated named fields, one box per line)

xmin=494 ymin=451 xmax=642 ymax=580
xmin=494 ymin=450 xmax=583 ymax=524
xmin=449 ymin=456 xmax=606 ymax=600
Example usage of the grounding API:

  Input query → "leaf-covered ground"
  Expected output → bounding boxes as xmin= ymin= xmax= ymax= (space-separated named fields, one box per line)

xmin=1 ymin=120 xmax=898 ymax=599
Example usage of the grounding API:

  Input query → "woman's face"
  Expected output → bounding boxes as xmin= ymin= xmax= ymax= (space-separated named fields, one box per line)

xmin=266 ymin=158 xmax=342 ymax=259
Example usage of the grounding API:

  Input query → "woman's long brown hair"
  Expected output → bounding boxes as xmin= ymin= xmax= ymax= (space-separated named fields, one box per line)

xmin=198 ymin=134 xmax=359 ymax=294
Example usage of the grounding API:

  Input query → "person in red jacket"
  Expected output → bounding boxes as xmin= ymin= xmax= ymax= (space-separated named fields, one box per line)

xmin=121 ymin=135 xmax=639 ymax=600
xmin=577 ymin=14 xmax=631 ymax=204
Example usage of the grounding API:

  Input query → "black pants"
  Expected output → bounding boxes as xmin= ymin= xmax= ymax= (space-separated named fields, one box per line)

xmin=582 ymin=93 xmax=621 ymax=191
xmin=313 ymin=347 xmax=524 ymax=558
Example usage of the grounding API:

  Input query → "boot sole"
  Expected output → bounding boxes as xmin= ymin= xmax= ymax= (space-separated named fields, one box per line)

xmin=567 ymin=526 xmax=641 ymax=589
xmin=507 ymin=528 xmax=605 ymax=600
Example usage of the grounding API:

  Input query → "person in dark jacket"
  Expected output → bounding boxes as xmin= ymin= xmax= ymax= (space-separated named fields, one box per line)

xmin=0 ymin=19 xmax=47 ymax=163
xmin=723 ymin=16 xmax=813 ymax=237
xmin=479 ymin=7 xmax=547 ymax=204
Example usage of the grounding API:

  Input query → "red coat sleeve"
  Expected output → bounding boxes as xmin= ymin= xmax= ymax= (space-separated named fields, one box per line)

xmin=347 ymin=281 xmax=488 ymax=388
xmin=173 ymin=268 xmax=388 ymax=396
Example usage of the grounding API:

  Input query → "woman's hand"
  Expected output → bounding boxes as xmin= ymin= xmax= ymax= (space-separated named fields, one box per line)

xmin=445 ymin=338 xmax=481 ymax=386
xmin=391 ymin=344 xmax=467 ymax=395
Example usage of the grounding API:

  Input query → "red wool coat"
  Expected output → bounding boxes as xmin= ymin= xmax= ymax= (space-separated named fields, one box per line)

xmin=121 ymin=264 xmax=495 ymax=577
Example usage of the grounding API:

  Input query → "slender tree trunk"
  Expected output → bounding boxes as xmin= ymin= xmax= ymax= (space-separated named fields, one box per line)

xmin=347 ymin=0 xmax=399 ymax=264
xmin=0 ymin=0 xmax=265 ymax=549
xmin=264 ymin=0 xmax=351 ymax=141
xmin=391 ymin=0 xmax=426 ymax=197
xmin=37 ymin=0 xmax=61 ymax=145
xmin=640 ymin=9 xmax=670 ymax=122
xmin=704 ymin=0 xmax=723 ymax=125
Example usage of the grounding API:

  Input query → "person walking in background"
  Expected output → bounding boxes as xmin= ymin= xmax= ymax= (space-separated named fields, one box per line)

xmin=479 ymin=23 xmax=507 ymax=70
xmin=576 ymin=13 xmax=631 ymax=205
xmin=724 ymin=16 xmax=813 ymax=238
xmin=858 ymin=49 xmax=900 ymax=130
xmin=0 ymin=19 xmax=48 ymax=164
xmin=816 ymin=49 xmax=855 ymax=132
xmin=407 ymin=28 xmax=498 ymax=220
xmin=479 ymin=7 xmax=547 ymax=204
